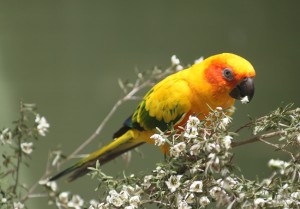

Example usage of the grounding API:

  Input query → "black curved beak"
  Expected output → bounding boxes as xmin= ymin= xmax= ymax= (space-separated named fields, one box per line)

xmin=229 ymin=77 xmax=255 ymax=103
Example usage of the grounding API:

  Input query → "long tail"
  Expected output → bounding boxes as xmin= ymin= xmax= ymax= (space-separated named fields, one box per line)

xmin=49 ymin=130 xmax=145 ymax=182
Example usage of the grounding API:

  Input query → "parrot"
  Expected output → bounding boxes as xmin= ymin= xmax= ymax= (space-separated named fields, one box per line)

xmin=49 ymin=53 xmax=256 ymax=182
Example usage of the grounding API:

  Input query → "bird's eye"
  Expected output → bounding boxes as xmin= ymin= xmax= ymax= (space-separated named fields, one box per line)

xmin=222 ymin=68 xmax=234 ymax=81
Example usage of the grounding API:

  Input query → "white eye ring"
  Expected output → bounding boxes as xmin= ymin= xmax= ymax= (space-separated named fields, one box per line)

xmin=222 ymin=68 xmax=234 ymax=81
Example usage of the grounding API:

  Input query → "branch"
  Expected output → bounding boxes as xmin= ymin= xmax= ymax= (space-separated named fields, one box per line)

xmin=232 ymin=130 xmax=284 ymax=147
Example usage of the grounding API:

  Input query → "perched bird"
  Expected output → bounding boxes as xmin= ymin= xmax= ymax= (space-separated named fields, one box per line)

xmin=50 ymin=53 xmax=256 ymax=181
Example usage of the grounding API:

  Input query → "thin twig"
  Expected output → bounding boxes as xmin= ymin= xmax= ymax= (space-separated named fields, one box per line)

xmin=21 ymin=150 xmax=53 ymax=202
xmin=232 ymin=130 xmax=284 ymax=147
xmin=13 ymin=138 xmax=22 ymax=194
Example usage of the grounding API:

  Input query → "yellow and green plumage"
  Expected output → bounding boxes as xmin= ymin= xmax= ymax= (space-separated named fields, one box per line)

xmin=50 ymin=53 xmax=256 ymax=181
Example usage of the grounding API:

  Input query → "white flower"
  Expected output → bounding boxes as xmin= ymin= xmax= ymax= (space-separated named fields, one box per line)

xmin=297 ymin=134 xmax=300 ymax=143
xmin=35 ymin=114 xmax=50 ymax=136
xmin=124 ymin=206 xmax=135 ymax=209
xmin=190 ymin=180 xmax=203 ymax=193
xmin=221 ymin=117 xmax=231 ymax=126
xmin=142 ymin=175 xmax=153 ymax=189
xmin=222 ymin=135 xmax=232 ymax=149
xmin=13 ymin=202 xmax=24 ymax=209
xmin=129 ymin=196 xmax=140 ymax=208
xmin=184 ymin=116 xmax=200 ymax=138
xmin=165 ymin=175 xmax=182 ymax=192
xmin=1 ymin=198 xmax=7 ymax=203
xmin=67 ymin=195 xmax=84 ymax=209
xmin=0 ymin=128 xmax=12 ymax=144
xmin=189 ymin=143 xmax=201 ymax=156
xmin=150 ymin=134 xmax=166 ymax=146
xmin=291 ymin=191 xmax=300 ymax=199
xmin=95 ymin=202 xmax=109 ymax=209
xmin=170 ymin=142 xmax=186 ymax=158
xmin=21 ymin=142 xmax=33 ymax=154
xmin=184 ymin=127 xmax=198 ymax=138
xmin=106 ymin=190 xmax=123 ymax=207
xmin=216 ymin=107 xmax=223 ymax=111
xmin=46 ymin=181 xmax=58 ymax=192
xmin=199 ymin=196 xmax=210 ymax=207
xmin=176 ymin=65 xmax=184 ymax=71
xmin=185 ymin=193 xmax=195 ymax=204
xmin=240 ymin=96 xmax=249 ymax=104
xmin=178 ymin=200 xmax=191 ymax=209
xmin=56 ymin=192 xmax=69 ymax=208
xmin=209 ymin=186 xmax=225 ymax=200
xmin=119 ymin=190 xmax=130 ymax=201
xmin=171 ymin=55 xmax=180 ymax=65
xmin=154 ymin=166 xmax=166 ymax=179
xmin=268 ymin=159 xmax=290 ymax=174
xmin=186 ymin=116 xmax=200 ymax=129
xmin=89 ymin=199 xmax=99 ymax=208
xmin=194 ymin=56 xmax=204 ymax=64
xmin=254 ymin=198 xmax=265 ymax=207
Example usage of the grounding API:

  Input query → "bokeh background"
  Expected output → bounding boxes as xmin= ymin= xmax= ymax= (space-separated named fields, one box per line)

xmin=0 ymin=1 xmax=299 ymax=208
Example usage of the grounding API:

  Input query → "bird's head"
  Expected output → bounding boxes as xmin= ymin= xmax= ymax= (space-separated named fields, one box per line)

xmin=203 ymin=53 xmax=256 ymax=103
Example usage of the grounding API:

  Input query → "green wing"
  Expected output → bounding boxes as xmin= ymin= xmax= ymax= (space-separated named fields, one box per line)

xmin=131 ymin=77 xmax=191 ymax=131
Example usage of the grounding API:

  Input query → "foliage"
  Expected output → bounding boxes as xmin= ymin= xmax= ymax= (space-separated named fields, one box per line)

xmin=0 ymin=56 xmax=299 ymax=209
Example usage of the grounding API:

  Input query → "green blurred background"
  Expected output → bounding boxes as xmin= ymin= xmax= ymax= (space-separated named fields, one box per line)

xmin=0 ymin=1 xmax=299 ymax=208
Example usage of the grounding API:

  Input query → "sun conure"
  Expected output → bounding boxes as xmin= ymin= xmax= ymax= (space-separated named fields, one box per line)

xmin=50 ymin=53 xmax=256 ymax=181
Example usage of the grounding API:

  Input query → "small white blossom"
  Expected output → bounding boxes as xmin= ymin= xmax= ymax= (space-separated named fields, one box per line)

xmin=189 ymin=143 xmax=201 ymax=156
xmin=124 ymin=206 xmax=135 ymax=209
xmin=176 ymin=65 xmax=184 ymax=71
xmin=129 ymin=195 xmax=140 ymax=208
xmin=199 ymin=196 xmax=210 ymax=207
xmin=0 ymin=128 xmax=12 ymax=144
xmin=119 ymin=189 xmax=130 ymax=201
xmin=291 ymin=191 xmax=300 ymax=199
xmin=142 ymin=175 xmax=153 ymax=189
xmin=67 ymin=195 xmax=84 ymax=209
xmin=222 ymin=117 xmax=231 ymax=126
xmin=95 ymin=202 xmax=109 ymax=209
xmin=194 ymin=56 xmax=204 ymax=64
xmin=171 ymin=55 xmax=180 ymax=66
xmin=106 ymin=190 xmax=123 ymax=207
xmin=184 ymin=127 xmax=198 ymax=138
xmin=13 ymin=202 xmax=24 ymax=209
xmin=150 ymin=134 xmax=166 ymax=146
xmin=297 ymin=134 xmax=300 ymax=143
xmin=268 ymin=159 xmax=290 ymax=174
xmin=240 ymin=96 xmax=249 ymax=104
xmin=184 ymin=116 xmax=201 ymax=138
xmin=209 ymin=186 xmax=225 ymax=200
xmin=222 ymin=135 xmax=232 ymax=149
xmin=186 ymin=116 xmax=200 ymax=129
xmin=205 ymin=142 xmax=220 ymax=153
xmin=189 ymin=180 xmax=203 ymax=193
xmin=21 ymin=142 xmax=33 ymax=154
xmin=35 ymin=114 xmax=50 ymax=136
xmin=1 ymin=198 xmax=7 ymax=203
xmin=170 ymin=142 xmax=186 ymax=157
xmin=56 ymin=192 xmax=69 ymax=208
xmin=89 ymin=199 xmax=99 ymax=208
xmin=216 ymin=106 xmax=223 ymax=111
xmin=254 ymin=198 xmax=265 ymax=207
xmin=46 ymin=181 xmax=58 ymax=191
xmin=178 ymin=200 xmax=191 ymax=209
xmin=165 ymin=175 xmax=183 ymax=192
xmin=154 ymin=166 xmax=166 ymax=179
xmin=185 ymin=193 xmax=195 ymax=204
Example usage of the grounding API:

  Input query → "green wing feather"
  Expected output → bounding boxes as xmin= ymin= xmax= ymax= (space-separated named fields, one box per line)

xmin=132 ymin=77 xmax=191 ymax=131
